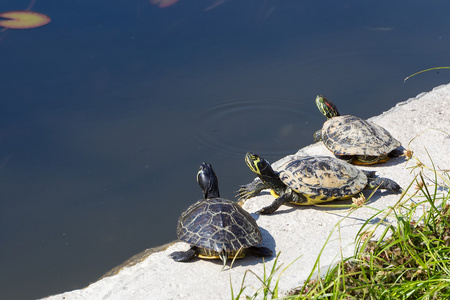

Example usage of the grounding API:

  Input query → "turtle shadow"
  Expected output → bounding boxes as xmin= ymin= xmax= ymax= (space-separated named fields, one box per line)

xmin=252 ymin=205 xmax=298 ymax=217
xmin=250 ymin=188 xmax=398 ymax=216
xmin=224 ymin=226 xmax=276 ymax=269
xmin=300 ymin=190 xmax=398 ymax=227
xmin=251 ymin=201 xmax=351 ymax=216
xmin=312 ymin=189 xmax=399 ymax=212
xmin=324 ymin=213 xmax=386 ymax=228
xmin=248 ymin=191 xmax=298 ymax=219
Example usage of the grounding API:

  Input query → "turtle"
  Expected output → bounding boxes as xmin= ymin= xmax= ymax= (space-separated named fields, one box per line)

xmin=314 ymin=95 xmax=403 ymax=165
xmin=237 ymin=152 xmax=402 ymax=214
xmin=170 ymin=162 xmax=272 ymax=267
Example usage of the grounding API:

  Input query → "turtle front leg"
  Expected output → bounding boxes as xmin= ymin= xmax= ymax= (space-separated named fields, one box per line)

xmin=367 ymin=177 xmax=402 ymax=194
xmin=257 ymin=194 xmax=290 ymax=214
xmin=170 ymin=246 xmax=197 ymax=262
xmin=313 ymin=129 xmax=322 ymax=142
xmin=237 ymin=178 xmax=268 ymax=200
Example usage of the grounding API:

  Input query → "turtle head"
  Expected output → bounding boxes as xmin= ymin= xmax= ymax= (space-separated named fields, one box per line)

xmin=245 ymin=152 xmax=286 ymax=191
xmin=245 ymin=152 xmax=277 ymax=180
xmin=197 ymin=162 xmax=220 ymax=199
xmin=315 ymin=95 xmax=340 ymax=119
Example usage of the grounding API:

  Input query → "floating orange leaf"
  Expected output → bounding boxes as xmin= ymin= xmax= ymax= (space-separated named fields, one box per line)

xmin=149 ymin=0 xmax=179 ymax=8
xmin=0 ymin=11 xmax=50 ymax=29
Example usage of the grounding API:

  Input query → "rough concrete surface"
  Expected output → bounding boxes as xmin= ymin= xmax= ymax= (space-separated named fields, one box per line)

xmin=44 ymin=83 xmax=450 ymax=300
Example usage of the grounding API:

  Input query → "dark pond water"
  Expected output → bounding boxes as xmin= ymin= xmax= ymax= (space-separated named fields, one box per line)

xmin=1 ymin=0 xmax=450 ymax=299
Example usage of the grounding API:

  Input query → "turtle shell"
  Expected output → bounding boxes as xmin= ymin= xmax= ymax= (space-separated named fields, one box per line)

xmin=322 ymin=115 xmax=401 ymax=156
xmin=277 ymin=156 xmax=368 ymax=199
xmin=176 ymin=198 xmax=262 ymax=254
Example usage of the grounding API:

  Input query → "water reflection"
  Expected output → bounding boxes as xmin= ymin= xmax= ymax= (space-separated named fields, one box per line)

xmin=149 ymin=0 xmax=179 ymax=8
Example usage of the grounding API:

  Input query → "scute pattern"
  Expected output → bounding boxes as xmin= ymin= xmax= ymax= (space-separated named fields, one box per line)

xmin=322 ymin=115 xmax=400 ymax=155
xmin=277 ymin=156 xmax=367 ymax=199
xmin=177 ymin=198 xmax=262 ymax=254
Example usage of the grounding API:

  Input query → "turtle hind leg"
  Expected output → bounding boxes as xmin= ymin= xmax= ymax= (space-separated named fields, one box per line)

xmin=170 ymin=246 xmax=197 ymax=262
xmin=367 ymin=177 xmax=402 ymax=193
xmin=389 ymin=146 xmax=406 ymax=158
xmin=247 ymin=246 xmax=273 ymax=258
xmin=257 ymin=194 xmax=290 ymax=214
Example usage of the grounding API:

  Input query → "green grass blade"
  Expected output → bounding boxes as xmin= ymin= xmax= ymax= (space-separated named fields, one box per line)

xmin=404 ymin=66 xmax=450 ymax=82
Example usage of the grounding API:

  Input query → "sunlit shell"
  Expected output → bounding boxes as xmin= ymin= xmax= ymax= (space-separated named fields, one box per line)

xmin=0 ymin=11 xmax=51 ymax=29
xmin=149 ymin=0 xmax=179 ymax=8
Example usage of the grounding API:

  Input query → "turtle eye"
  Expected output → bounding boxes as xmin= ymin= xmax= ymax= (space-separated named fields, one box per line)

xmin=252 ymin=156 xmax=265 ymax=174
xmin=257 ymin=158 xmax=269 ymax=171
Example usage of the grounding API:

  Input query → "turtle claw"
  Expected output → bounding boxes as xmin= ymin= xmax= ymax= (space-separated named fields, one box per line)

xmin=236 ymin=186 xmax=252 ymax=200
xmin=236 ymin=178 xmax=266 ymax=200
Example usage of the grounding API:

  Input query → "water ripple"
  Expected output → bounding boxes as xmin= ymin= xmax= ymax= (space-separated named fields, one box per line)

xmin=193 ymin=97 xmax=318 ymax=160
